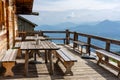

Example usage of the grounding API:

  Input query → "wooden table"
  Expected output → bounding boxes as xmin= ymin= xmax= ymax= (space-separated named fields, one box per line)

xmin=20 ymin=41 xmax=60 ymax=76
xmin=25 ymin=36 xmax=46 ymax=41
xmin=15 ymin=37 xmax=22 ymax=42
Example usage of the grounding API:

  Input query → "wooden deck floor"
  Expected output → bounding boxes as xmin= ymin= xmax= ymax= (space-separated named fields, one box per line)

xmin=0 ymin=45 xmax=119 ymax=80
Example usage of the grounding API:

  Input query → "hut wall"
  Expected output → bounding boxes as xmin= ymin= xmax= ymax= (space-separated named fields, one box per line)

xmin=18 ymin=18 xmax=35 ymax=32
xmin=0 ymin=0 xmax=7 ymax=52
xmin=0 ymin=0 xmax=18 ymax=52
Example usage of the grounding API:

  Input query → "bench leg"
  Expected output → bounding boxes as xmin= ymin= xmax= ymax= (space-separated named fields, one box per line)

xmin=56 ymin=58 xmax=60 ymax=64
xmin=2 ymin=62 xmax=15 ymax=77
xmin=80 ymin=46 xmax=83 ymax=54
xmin=17 ymin=48 xmax=21 ymax=57
xmin=47 ymin=50 xmax=54 ymax=75
xmin=117 ymin=61 xmax=120 ymax=77
xmin=96 ymin=53 xmax=103 ymax=65
xmin=64 ymin=62 xmax=74 ymax=75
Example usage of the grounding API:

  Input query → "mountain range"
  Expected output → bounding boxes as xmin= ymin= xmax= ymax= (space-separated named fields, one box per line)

xmin=35 ymin=20 xmax=120 ymax=39
xmin=35 ymin=20 xmax=120 ymax=30
xmin=35 ymin=22 xmax=78 ymax=30
xmin=70 ymin=20 xmax=120 ymax=33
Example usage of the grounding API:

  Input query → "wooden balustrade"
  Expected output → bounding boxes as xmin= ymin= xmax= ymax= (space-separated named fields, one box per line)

xmin=18 ymin=30 xmax=120 ymax=56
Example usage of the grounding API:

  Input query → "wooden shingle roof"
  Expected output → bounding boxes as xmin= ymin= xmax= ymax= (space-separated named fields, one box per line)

xmin=15 ymin=0 xmax=34 ymax=14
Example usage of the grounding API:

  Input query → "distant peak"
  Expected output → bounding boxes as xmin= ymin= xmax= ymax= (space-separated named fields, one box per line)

xmin=101 ymin=20 xmax=111 ymax=23
xmin=98 ymin=20 xmax=114 ymax=25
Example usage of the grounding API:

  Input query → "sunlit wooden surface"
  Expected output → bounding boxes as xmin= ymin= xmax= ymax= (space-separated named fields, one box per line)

xmin=0 ymin=45 xmax=119 ymax=80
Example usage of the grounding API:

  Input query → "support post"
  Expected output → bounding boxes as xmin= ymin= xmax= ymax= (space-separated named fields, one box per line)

xmin=73 ymin=32 xmax=78 ymax=49
xmin=66 ymin=29 xmax=70 ymax=45
xmin=86 ymin=37 xmax=91 ymax=55
xmin=5 ymin=0 xmax=10 ymax=49
xmin=105 ymin=41 xmax=110 ymax=62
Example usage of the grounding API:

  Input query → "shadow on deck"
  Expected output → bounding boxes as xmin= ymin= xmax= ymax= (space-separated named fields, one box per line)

xmin=0 ymin=45 xmax=119 ymax=80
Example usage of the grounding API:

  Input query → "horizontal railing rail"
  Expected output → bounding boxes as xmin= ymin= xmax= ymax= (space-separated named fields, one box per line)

xmin=18 ymin=29 xmax=120 ymax=56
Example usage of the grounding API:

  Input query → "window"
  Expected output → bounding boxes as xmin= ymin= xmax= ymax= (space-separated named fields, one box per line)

xmin=0 ymin=0 xmax=5 ymax=31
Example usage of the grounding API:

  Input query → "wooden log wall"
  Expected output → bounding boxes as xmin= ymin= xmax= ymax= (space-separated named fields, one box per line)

xmin=0 ymin=0 xmax=8 ymax=52
xmin=0 ymin=0 xmax=18 ymax=53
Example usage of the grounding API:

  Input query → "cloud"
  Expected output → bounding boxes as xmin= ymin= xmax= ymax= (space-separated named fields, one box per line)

xmin=33 ymin=0 xmax=120 ymax=11
xmin=65 ymin=12 xmax=75 ymax=19
xmin=28 ymin=0 xmax=120 ymax=25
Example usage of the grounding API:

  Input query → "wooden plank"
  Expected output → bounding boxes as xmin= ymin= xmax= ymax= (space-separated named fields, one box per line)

xmin=41 ymin=41 xmax=50 ymax=49
xmin=14 ymin=42 xmax=21 ymax=48
xmin=60 ymin=49 xmax=77 ymax=62
xmin=15 ymin=37 xmax=22 ymax=41
xmin=73 ymin=41 xmax=88 ymax=46
xmin=96 ymin=50 xmax=120 ymax=61
xmin=56 ymin=49 xmax=70 ymax=61
xmin=35 ymin=41 xmax=43 ymax=49
xmin=0 ymin=49 xmax=6 ymax=61
xmin=45 ymin=41 xmax=56 ymax=49
xmin=1 ymin=49 xmax=12 ymax=61
xmin=9 ymin=49 xmax=18 ymax=61
xmin=1 ymin=49 xmax=18 ymax=62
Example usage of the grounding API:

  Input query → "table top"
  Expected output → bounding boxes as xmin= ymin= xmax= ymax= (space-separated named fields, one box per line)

xmin=15 ymin=37 xmax=22 ymax=41
xmin=20 ymin=41 xmax=60 ymax=50
xmin=25 ymin=36 xmax=46 ymax=41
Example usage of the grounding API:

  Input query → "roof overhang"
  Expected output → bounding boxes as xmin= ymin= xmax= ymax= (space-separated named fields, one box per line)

xmin=18 ymin=15 xmax=38 ymax=26
xmin=15 ymin=0 xmax=34 ymax=14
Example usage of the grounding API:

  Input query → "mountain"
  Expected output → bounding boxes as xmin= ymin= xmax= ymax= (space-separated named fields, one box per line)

xmin=97 ymin=20 xmax=119 ymax=26
xmin=71 ymin=20 xmax=120 ymax=31
xmin=54 ymin=22 xmax=78 ymax=29
xmin=70 ymin=20 xmax=120 ymax=39
xmin=35 ymin=20 xmax=120 ymax=39
xmin=35 ymin=25 xmax=55 ymax=30
xmin=35 ymin=22 xmax=78 ymax=30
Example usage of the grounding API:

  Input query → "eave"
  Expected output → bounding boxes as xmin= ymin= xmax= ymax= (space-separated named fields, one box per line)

xmin=15 ymin=0 xmax=34 ymax=14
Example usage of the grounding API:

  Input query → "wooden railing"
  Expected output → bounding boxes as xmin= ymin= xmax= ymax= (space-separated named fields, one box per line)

xmin=18 ymin=29 xmax=120 ymax=57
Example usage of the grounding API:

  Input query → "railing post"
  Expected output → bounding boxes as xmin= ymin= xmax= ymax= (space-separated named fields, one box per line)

xmin=73 ymin=32 xmax=78 ymax=49
xmin=105 ymin=41 xmax=110 ymax=62
xmin=66 ymin=29 xmax=70 ymax=45
xmin=86 ymin=37 xmax=91 ymax=55
xmin=39 ymin=30 xmax=43 ymax=36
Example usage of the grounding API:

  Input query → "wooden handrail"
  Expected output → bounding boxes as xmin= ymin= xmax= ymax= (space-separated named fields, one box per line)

xmin=18 ymin=30 xmax=120 ymax=56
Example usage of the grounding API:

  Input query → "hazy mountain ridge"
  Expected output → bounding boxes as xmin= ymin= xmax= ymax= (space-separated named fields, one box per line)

xmin=35 ymin=22 xmax=78 ymax=30
xmin=35 ymin=20 xmax=120 ymax=35
xmin=35 ymin=20 xmax=120 ymax=39
xmin=70 ymin=20 xmax=120 ymax=33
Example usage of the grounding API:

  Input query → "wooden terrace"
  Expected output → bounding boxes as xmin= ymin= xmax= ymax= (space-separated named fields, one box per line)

xmin=0 ymin=30 xmax=120 ymax=80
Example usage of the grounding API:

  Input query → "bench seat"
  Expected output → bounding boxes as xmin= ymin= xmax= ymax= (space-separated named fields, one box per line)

xmin=14 ymin=42 xmax=22 ymax=57
xmin=0 ymin=49 xmax=18 ymax=77
xmin=96 ymin=49 xmax=120 ymax=77
xmin=55 ymin=49 xmax=77 ymax=75
xmin=73 ymin=41 xmax=88 ymax=54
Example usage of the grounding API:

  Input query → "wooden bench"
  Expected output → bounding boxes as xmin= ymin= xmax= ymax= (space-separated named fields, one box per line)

xmin=96 ymin=49 xmax=120 ymax=77
xmin=55 ymin=49 xmax=77 ymax=75
xmin=73 ymin=41 xmax=88 ymax=54
xmin=0 ymin=49 xmax=18 ymax=77
xmin=14 ymin=42 xmax=22 ymax=57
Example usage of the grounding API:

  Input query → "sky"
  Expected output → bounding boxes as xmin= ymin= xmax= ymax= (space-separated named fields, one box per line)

xmin=23 ymin=0 xmax=120 ymax=25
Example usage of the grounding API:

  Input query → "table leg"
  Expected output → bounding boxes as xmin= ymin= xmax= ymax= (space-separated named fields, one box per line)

xmin=81 ymin=46 xmax=83 ymax=54
xmin=45 ymin=50 xmax=48 ymax=63
xmin=24 ymin=50 xmax=29 ymax=76
xmin=34 ymin=50 xmax=37 ymax=61
xmin=49 ymin=50 xmax=54 ymax=75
